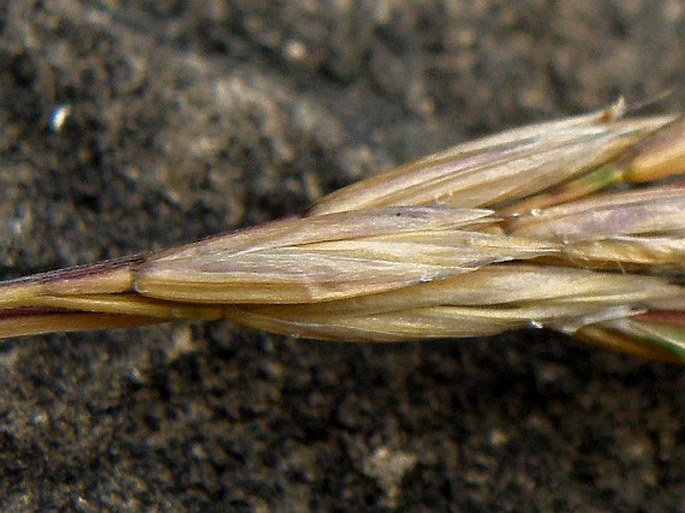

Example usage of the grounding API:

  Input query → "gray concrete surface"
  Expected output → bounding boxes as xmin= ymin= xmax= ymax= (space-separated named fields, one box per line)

xmin=1 ymin=1 xmax=685 ymax=511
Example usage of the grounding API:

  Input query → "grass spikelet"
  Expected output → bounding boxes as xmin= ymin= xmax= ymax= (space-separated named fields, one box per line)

xmin=2 ymin=102 xmax=685 ymax=362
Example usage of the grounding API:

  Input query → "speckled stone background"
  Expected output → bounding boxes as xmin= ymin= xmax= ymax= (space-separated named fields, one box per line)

xmin=1 ymin=1 xmax=685 ymax=511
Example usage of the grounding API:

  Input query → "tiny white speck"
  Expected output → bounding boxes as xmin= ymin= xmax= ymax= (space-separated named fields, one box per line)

xmin=529 ymin=320 xmax=543 ymax=329
xmin=49 ymin=104 xmax=71 ymax=133
xmin=529 ymin=208 xmax=542 ymax=217
xmin=285 ymin=40 xmax=307 ymax=61
xmin=489 ymin=429 xmax=509 ymax=446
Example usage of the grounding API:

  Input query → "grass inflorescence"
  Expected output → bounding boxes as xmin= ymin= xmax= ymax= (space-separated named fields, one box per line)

xmin=2 ymin=102 xmax=685 ymax=361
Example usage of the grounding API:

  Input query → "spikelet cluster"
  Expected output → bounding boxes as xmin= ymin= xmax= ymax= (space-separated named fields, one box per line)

xmin=2 ymin=103 xmax=685 ymax=361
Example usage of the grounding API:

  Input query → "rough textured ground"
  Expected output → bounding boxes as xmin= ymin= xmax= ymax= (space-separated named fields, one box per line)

xmin=1 ymin=1 xmax=685 ymax=511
